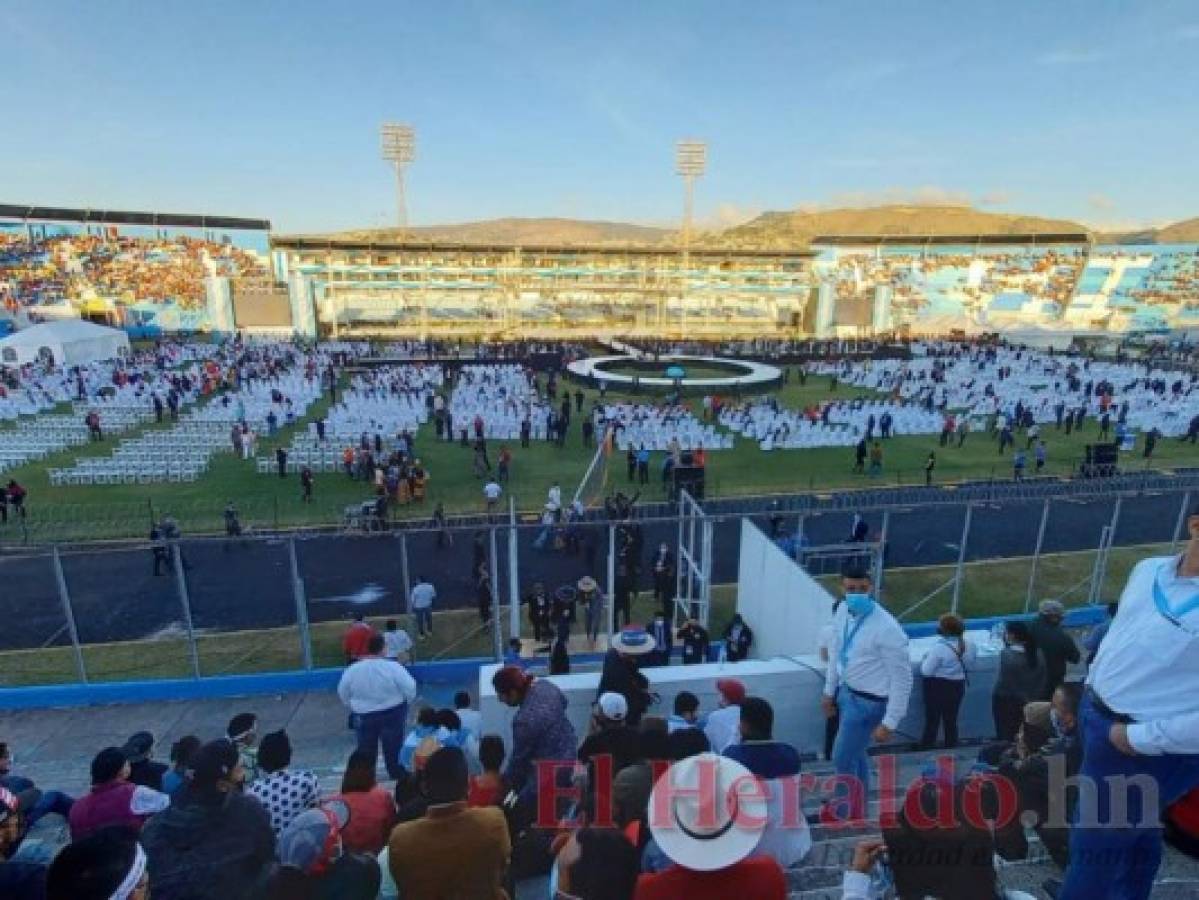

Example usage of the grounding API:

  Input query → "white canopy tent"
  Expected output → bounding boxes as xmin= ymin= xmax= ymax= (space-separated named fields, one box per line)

xmin=0 ymin=320 xmax=130 ymax=367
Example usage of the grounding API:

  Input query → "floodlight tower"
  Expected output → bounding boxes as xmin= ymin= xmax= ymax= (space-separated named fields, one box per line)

xmin=381 ymin=123 xmax=416 ymax=231
xmin=675 ymin=139 xmax=707 ymax=336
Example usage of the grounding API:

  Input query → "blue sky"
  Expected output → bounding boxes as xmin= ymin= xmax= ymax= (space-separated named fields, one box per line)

xmin=5 ymin=1 xmax=1199 ymax=233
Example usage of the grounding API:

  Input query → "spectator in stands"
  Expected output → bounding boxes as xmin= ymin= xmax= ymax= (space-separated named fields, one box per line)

xmin=454 ymin=690 xmax=481 ymax=741
xmin=328 ymin=750 xmax=397 ymax=856
xmin=122 ymin=731 xmax=168 ymax=792
xmin=598 ymin=627 xmax=655 ymax=727
xmin=0 ymin=742 xmax=74 ymax=826
xmin=45 ymin=827 xmax=148 ymax=900
xmin=247 ymin=729 xmax=319 ymax=836
xmin=0 ymin=787 xmax=46 ymax=900
xmin=991 ymin=683 xmax=1083 ymax=870
xmin=342 ymin=612 xmax=376 ymax=664
xmin=668 ymin=691 xmax=703 ymax=733
xmin=704 ymin=678 xmax=746 ymax=754
xmin=723 ymin=696 xmax=811 ymax=867
xmin=267 ymin=801 xmax=381 ymax=900
xmin=992 ymin=620 xmax=1045 ymax=741
xmin=68 ymin=747 xmax=169 ymax=841
xmin=468 ymin=736 xmax=506 ymax=808
xmin=578 ymin=692 xmax=641 ymax=817
xmin=162 ymin=735 xmax=200 ymax=797
xmin=492 ymin=665 xmax=577 ymax=818
xmin=722 ymin=613 xmax=753 ymax=661
xmin=387 ymin=747 xmax=511 ymax=899
xmin=141 ymin=738 xmax=275 ymax=900
xmin=226 ymin=712 xmax=261 ymax=783
xmin=842 ymin=781 xmax=1036 ymax=899
xmin=918 ymin=613 xmax=975 ymax=749
xmin=1028 ymin=599 xmax=1080 ymax=700
xmin=337 ymin=633 xmax=417 ymax=781
xmin=633 ymin=752 xmax=784 ymax=900
xmin=554 ymin=827 xmax=640 ymax=900
xmin=821 ymin=563 xmax=912 ymax=822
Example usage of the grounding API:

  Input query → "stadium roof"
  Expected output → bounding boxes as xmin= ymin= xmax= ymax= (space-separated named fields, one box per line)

xmin=811 ymin=233 xmax=1091 ymax=246
xmin=0 ymin=204 xmax=270 ymax=231
xmin=271 ymin=235 xmax=817 ymax=260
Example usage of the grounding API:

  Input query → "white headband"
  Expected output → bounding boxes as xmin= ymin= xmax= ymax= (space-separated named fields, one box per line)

xmin=110 ymin=843 xmax=147 ymax=900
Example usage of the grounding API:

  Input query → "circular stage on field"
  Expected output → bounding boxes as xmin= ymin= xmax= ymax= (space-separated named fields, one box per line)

xmin=567 ymin=354 xmax=781 ymax=390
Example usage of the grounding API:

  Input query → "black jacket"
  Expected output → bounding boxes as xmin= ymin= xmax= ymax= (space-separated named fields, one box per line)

xmin=1027 ymin=619 xmax=1080 ymax=700
xmin=597 ymin=650 xmax=652 ymax=726
xmin=142 ymin=787 xmax=276 ymax=900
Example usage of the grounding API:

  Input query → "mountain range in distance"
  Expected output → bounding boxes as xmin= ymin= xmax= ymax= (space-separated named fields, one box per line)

xmin=320 ymin=206 xmax=1199 ymax=247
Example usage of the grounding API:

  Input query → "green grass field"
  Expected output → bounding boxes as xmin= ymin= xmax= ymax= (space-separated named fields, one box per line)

xmin=2 ymin=372 xmax=1193 ymax=542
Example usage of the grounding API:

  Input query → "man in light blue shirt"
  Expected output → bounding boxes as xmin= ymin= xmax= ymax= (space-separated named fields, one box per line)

xmin=1059 ymin=509 xmax=1199 ymax=900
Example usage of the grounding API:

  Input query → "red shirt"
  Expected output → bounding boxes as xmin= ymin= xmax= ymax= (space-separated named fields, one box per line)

xmin=343 ymin=622 xmax=376 ymax=661
xmin=633 ymin=857 xmax=786 ymax=900
xmin=331 ymin=787 xmax=397 ymax=855
xmin=467 ymin=773 xmax=504 ymax=808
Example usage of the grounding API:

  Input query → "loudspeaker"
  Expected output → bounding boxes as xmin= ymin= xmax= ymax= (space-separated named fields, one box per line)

xmin=1081 ymin=442 xmax=1119 ymax=478
xmin=671 ymin=465 xmax=705 ymax=500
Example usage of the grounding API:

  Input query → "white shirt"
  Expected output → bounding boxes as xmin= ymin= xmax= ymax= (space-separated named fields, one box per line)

xmin=920 ymin=637 xmax=976 ymax=681
xmin=337 ymin=657 xmax=417 ymax=714
xmin=823 ymin=602 xmax=913 ymax=731
xmin=410 ymin=582 xmax=436 ymax=610
xmin=704 ymin=704 xmax=741 ymax=754
xmin=1089 ymin=554 xmax=1199 ymax=755
xmin=547 ymin=486 xmax=561 ymax=509
xmin=483 ymin=482 xmax=502 ymax=500
xmin=383 ymin=629 xmax=412 ymax=660
xmin=456 ymin=707 xmax=481 ymax=739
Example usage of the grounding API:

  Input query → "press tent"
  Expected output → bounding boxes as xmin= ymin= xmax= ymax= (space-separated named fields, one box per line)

xmin=0 ymin=319 xmax=130 ymax=367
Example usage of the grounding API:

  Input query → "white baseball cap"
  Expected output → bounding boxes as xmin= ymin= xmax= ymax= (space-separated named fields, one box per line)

xmin=597 ymin=692 xmax=628 ymax=722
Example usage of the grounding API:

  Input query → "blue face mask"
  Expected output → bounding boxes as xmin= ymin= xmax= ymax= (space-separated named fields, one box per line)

xmin=845 ymin=592 xmax=875 ymax=617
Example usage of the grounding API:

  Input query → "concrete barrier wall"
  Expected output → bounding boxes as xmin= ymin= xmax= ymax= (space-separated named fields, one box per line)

xmin=480 ymin=629 xmax=1001 ymax=757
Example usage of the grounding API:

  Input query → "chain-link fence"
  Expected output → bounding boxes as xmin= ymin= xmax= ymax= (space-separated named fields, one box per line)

xmin=1 ymin=483 xmax=1193 ymax=689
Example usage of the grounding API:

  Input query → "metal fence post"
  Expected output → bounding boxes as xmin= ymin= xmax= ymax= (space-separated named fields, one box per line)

xmin=51 ymin=548 xmax=87 ymax=684
xmin=173 ymin=544 xmax=201 ymax=679
xmin=288 ymin=538 xmax=313 ymax=671
xmin=606 ymin=524 xmax=616 ymax=639
xmin=399 ymin=533 xmax=413 ymax=663
xmin=874 ymin=511 xmax=890 ymax=596
xmin=509 ymin=498 xmax=521 ymax=645
xmin=794 ymin=515 xmax=806 ymax=564
xmin=489 ymin=527 xmax=502 ymax=661
xmin=1024 ymin=498 xmax=1052 ymax=613
xmin=1171 ymin=492 xmax=1192 ymax=553
xmin=950 ymin=504 xmax=973 ymax=614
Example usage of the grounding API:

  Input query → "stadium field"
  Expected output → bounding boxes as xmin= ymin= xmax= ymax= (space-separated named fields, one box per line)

xmin=1 ymin=374 xmax=1196 ymax=543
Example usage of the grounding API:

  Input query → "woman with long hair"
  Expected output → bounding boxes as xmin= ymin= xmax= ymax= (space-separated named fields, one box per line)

xmin=329 ymin=750 xmax=397 ymax=855
xmin=991 ymin=620 xmax=1045 ymax=741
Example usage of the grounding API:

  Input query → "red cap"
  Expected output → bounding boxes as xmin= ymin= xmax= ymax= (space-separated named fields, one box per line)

xmin=716 ymin=678 xmax=746 ymax=704
xmin=492 ymin=665 xmax=533 ymax=695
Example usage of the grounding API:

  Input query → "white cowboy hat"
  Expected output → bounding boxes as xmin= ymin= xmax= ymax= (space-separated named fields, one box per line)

xmin=609 ymin=626 xmax=656 ymax=656
xmin=647 ymin=752 xmax=767 ymax=872
xmin=577 ymin=576 xmax=598 ymax=592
